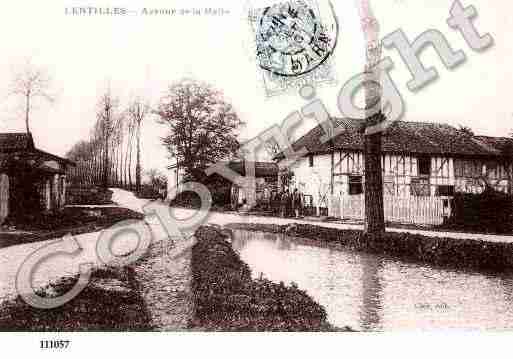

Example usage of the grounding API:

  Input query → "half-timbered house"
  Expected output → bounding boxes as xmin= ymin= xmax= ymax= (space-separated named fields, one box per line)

xmin=277 ymin=119 xmax=513 ymax=224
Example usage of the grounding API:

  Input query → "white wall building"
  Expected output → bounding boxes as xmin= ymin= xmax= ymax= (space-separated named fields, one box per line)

xmin=278 ymin=119 xmax=513 ymax=211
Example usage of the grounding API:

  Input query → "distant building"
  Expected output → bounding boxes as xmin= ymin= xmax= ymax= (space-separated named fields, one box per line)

xmin=222 ymin=161 xmax=279 ymax=209
xmin=167 ymin=160 xmax=279 ymax=209
xmin=167 ymin=163 xmax=184 ymax=198
xmin=0 ymin=133 xmax=75 ymax=224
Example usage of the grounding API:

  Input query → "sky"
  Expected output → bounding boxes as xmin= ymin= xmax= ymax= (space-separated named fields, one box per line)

xmin=0 ymin=0 xmax=511 ymax=176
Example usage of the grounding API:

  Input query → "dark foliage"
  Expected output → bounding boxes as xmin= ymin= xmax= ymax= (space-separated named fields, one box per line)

xmin=169 ymin=191 xmax=202 ymax=209
xmin=67 ymin=186 xmax=114 ymax=205
xmin=1 ymin=207 xmax=143 ymax=250
xmin=136 ymin=184 xmax=163 ymax=199
xmin=444 ymin=189 xmax=513 ymax=234
xmin=157 ymin=79 xmax=243 ymax=183
xmin=5 ymin=206 xmax=142 ymax=232
xmin=0 ymin=267 xmax=152 ymax=331
xmin=191 ymin=226 xmax=339 ymax=331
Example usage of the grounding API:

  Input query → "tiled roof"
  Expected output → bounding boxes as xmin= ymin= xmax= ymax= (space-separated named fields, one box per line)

xmin=0 ymin=132 xmax=74 ymax=166
xmin=281 ymin=118 xmax=510 ymax=158
xmin=225 ymin=161 xmax=279 ymax=177
xmin=473 ymin=135 xmax=513 ymax=155
xmin=0 ymin=133 xmax=35 ymax=152
xmin=33 ymin=148 xmax=75 ymax=166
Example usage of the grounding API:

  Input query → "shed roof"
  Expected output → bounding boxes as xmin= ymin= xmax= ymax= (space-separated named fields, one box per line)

xmin=0 ymin=132 xmax=75 ymax=166
xmin=222 ymin=161 xmax=279 ymax=177
xmin=0 ymin=133 xmax=35 ymax=152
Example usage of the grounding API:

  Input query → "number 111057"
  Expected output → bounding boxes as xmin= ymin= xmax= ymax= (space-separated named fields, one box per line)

xmin=40 ymin=340 xmax=70 ymax=349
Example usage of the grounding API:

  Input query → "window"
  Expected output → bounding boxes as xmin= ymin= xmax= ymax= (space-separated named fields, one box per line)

xmin=349 ymin=175 xmax=363 ymax=195
xmin=455 ymin=159 xmax=483 ymax=178
xmin=383 ymin=181 xmax=396 ymax=196
xmin=418 ymin=157 xmax=431 ymax=176
xmin=410 ymin=177 xmax=430 ymax=197
xmin=436 ymin=185 xmax=454 ymax=197
xmin=308 ymin=155 xmax=314 ymax=167
xmin=486 ymin=161 xmax=498 ymax=179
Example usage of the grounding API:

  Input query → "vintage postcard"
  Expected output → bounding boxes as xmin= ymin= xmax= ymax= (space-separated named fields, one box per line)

xmin=0 ymin=0 xmax=512 ymax=357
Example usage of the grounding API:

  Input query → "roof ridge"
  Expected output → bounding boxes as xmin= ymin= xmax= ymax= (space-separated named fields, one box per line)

xmin=331 ymin=117 xmax=458 ymax=130
xmin=475 ymin=134 xmax=512 ymax=140
xmin=284 ymin=117 xmax=508 ymax=157
xmin=469 ymin=136 xmax=500 ymax=154
xmin=291 ymin=117 xmax=341 ymax=147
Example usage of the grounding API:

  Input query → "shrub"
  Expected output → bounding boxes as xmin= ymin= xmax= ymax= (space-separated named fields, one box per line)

xmin=136 ymin=184 xmax=163 ymax=199
xmin=169 ymin=191 xmax=202 ymax=209
xmin=447 ymin=189 xmax=513 ymax=234
xmin=0 ymin=267 xmax=152 ymax=331
xmin=4 ymin=207 xmax=143 ymax=232
xmin=191 ymin=226 xmax=336 ymax=331
xmin=67 ymin=186 xmax=113 ymax=205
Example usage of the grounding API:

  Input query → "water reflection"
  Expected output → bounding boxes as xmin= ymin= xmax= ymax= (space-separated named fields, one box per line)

xmin=230 ymin=229 xmax=513 ymax=330
xmin=359 ymin=255 xmax=383 ymax=331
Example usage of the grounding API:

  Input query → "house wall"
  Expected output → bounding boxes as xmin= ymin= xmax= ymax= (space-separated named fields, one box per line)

xmin=41 ymin=160 xmax=68 ymax=209
xmin=290 ymin=154 xmax=332 ymax=208
xmin=167 ymin=167 xmax=185 ymax=199
xmin=285 ymin=151 xmax=512 ymax=208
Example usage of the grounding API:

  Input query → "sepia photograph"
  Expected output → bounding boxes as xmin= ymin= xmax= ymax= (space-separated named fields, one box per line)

xmin=0 ymin=0 xmax=512 ymax=357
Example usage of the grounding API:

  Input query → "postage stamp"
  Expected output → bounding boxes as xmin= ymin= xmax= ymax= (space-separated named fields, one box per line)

xmin=248 ymin=0 xmax=339 ymax=97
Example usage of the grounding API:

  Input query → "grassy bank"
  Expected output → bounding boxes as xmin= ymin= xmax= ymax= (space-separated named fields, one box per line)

xmin=226 ymin=223 xmax=513 ymax=273
xmin=67 ymin=186 xmax=114 ymax=205
xmin=0 ymin=266 xmax=153 ymax=331
xmin=0 ymin=207 xmax=144 ymax=249
xmin=190 ymin=226 xmax=348 ymax=331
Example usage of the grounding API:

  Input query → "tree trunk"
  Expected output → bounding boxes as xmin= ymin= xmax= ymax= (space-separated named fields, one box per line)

xmin=103 ymin=138 xmax=109 ymax=188
xmin=364 ymin=119 xmax=385 ymax=235
xmin=25 ymin=92 xmax=31 ymax=134
xmin=508 ymin=162 xmax=513 ymax=195
xmin=123 ymin=141 xmax=128 ymax=189
xmin=128 ymin=134 xmax=133 ymax=190
xmin=136 ymin=121 xmax=141 ymax=193
xmin=358 ymin=0 xmax=385 ymax=236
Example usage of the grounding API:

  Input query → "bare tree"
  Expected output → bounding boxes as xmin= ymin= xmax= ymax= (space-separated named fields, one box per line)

xmin=127 ymin=97 xmax=150 ymax=192
xmin=127 ymin=117 xmax=136 ymax=189
xmin=111 ymin=113 xmax=125 ymax=186
xmin=8 ymin=59 xmax=55 ymax=133
xmin=96 ymin=89 xmax=119 ymax=188
xmin=145 ymin=168 xmax=167 ymax=191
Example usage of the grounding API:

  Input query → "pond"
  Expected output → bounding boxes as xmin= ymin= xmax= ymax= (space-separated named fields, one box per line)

xmin=230 ymin=229 xmax=513 ymax=331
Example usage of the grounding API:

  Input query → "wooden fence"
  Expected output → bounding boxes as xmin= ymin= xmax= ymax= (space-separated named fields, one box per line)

xmin=328 ymin=194 xmax=449 ymax=226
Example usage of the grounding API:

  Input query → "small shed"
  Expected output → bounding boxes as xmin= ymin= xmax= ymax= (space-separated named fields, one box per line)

xmin=168 ymin=161 xmax=279 ymax=210
xmin=0 ymin=133 xmax=75 ymax=224
xmin=224 ymin=161 xmax=279 ymax=209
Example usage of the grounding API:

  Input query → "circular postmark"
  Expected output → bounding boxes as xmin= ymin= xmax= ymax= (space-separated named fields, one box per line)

xmin=255 ymin=0 xmax=338 ymax=77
